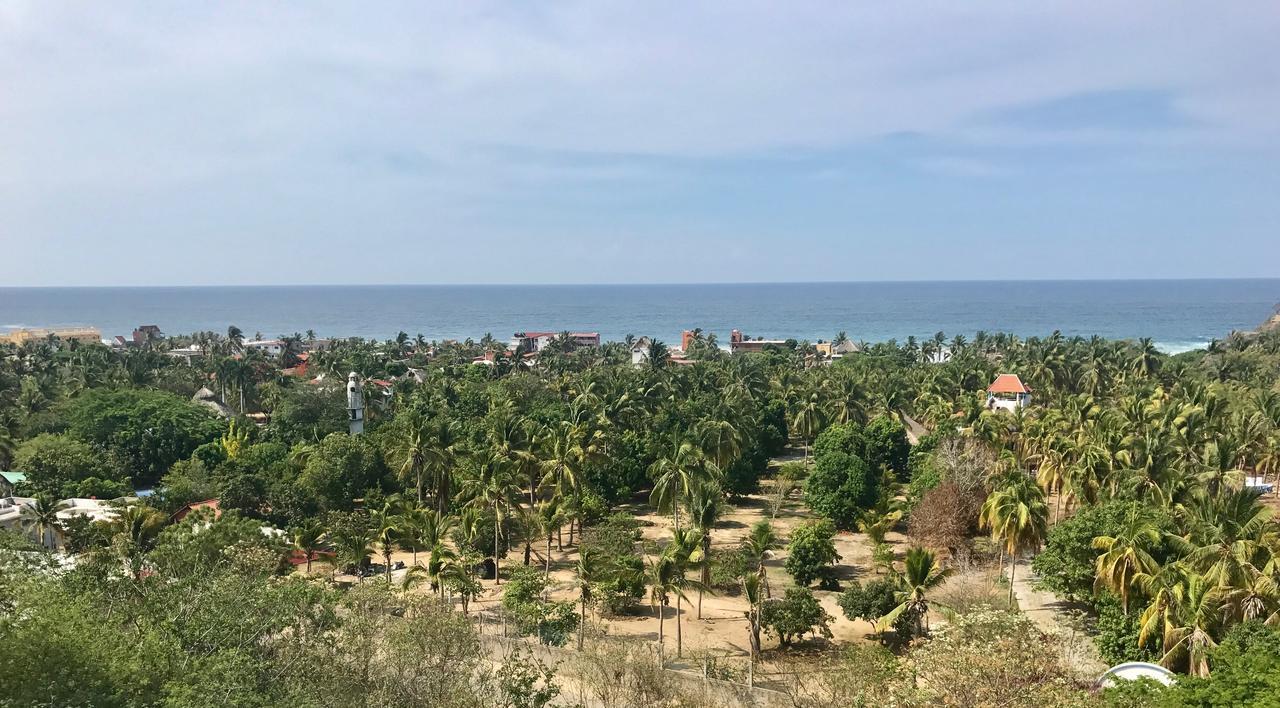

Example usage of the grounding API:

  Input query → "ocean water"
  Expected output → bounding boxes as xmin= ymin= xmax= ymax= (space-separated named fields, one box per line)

xmin=1 ymin=280 xmax=1277 ymax=355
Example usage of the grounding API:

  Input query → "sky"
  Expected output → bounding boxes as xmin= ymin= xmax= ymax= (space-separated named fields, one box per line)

xmin=2 ymin=2 xmax=1279 ymax=286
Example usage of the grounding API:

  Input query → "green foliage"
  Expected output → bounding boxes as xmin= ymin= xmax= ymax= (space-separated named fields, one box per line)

xmin=1159 ymin=622 xmax=1280 ymax=705
xmin=760 ymin=587 xmax=833 ymax=647
xmin=806 ymin=448 xmax=876 ymax=528
xmin=784 ymin=519 xmax=841 ymax=587
xmin=1032 ymin=500 xmax=1171 ymax=603
xmin=63 ymin=388 xmax=224 ymax=485
xmin=1093 ymin=592 xmax=1159 ymax=665
xmin=13 ymin=433 xmax=126 ymax=497
xmin=838 ymin=578 xmax=908 ymax=635
xmin=862 ymin=415 xmax=910 ymax=480
xmin=580 ymin=513 xmax=645 ymax=614
xmin=298 ymin=433 xmax=389 ymax=511
xmin=267 ymin=385 xmax=347 ymax=444
xmin=708 ymin=547 xmax=748 ymax=592
xmin=501 ymin=565 xmax=580 ymax=646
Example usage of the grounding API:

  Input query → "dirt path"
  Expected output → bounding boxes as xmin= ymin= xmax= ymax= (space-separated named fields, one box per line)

xmin=1010 ymin=559 xmax=1106 ymax=676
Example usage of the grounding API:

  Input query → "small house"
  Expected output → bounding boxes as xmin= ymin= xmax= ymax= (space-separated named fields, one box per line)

xmin=987 ymin=374 xmax=1032 ymax=412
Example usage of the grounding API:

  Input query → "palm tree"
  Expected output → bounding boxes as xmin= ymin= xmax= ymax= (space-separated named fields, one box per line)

xmin=1131 ymin=338 xmax=1162 ymax=378
xmin=1137 ymin=568 xmax=1219 ymax=677
xmin=686 ymin=483 xmax=721 ymax=619
xmin=1092 ymin=506 xmax=1162 ymax=614
xmin=664 ymin=527 xmax=707 ymax=658
xmin=791 ymin=391 xmax=824 ymax=461
xmin=460 ymin=451 xmax=519 ymax=585
xmin=647 ymin=553 xmax=681 ymax=664
xmin=371 ymin=507 xmax=399 ymax=584
xmin=391 ymin=415 xmax=431 ymax=504
xmin=979 ymin=472 xmax=1049 ymax=607
xmin=291 ymin=519 xmax=327 ymax=574
xmin=1180 ymin=488 xmax=1271 ymax=590
xmin=105 ymin=504 xmax=166 ymax=578
xmin=332 ymin=525 xmax=373 ymax=578
xmin=742 ymin=573 xmax=764 ymax=660
xmin=536 ymin=497 xmax=565 ymax=577
xmin=649 ymin=430 xmax=719 ymax=533
xmin=742 ymin=520 xmax=777 ymax=597
xmin=575 ymin=546 xmax=606 ymax=650
xmin=877 ymin=546 xmax=952 ymax=638
xmin=21 ymin=495 xmax=62 ymax=549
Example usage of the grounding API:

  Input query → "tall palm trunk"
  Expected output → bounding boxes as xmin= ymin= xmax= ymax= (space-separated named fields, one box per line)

xmin=676 ymin=595 xmax=683 ymax=657
xmin=545 ymin=534 xmax=553 ymax=578
xmin=494 ymin=510 xmax=502 ymax=585
xmin=1007 ymin=553 xmax=1017 ymax=608
xmin=657 ymin=598 xmax=665 ymax=664
xmin=578 ymin=594 xmax=587 ymax=650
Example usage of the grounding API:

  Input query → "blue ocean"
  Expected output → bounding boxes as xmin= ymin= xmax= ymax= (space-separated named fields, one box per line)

xmin=1 ymin=280 xmax=1277 ymax=355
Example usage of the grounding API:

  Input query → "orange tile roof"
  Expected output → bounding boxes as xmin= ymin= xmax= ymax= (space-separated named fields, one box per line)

xmin=988 ymin=374 xmax=1030 ymax=394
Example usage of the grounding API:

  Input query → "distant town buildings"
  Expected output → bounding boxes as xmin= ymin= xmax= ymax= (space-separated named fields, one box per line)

xmin=728 ymin=329 xmax=788 ymax=354
xmin=0 ymin=326 xmax=102 ymax=347
xmin=244 ymin=339 xmax=286 ymax=356
xmin=509 ymin=331 xmax=601 ymax=353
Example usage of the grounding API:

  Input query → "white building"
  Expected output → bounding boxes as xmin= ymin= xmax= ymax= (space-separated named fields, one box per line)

xmin=244 ymin=339 xmax=286 ymax=356
xmin=986 ymin=374 xmax=1032 ymax=412
xmin=630 ymin=336 xmax=653 ymax=367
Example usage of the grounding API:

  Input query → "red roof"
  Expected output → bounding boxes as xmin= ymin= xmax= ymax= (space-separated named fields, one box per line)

xmin=172 ymin=498 xmax=221 ymax=522
xmin=988 ymin=374 xmax=1030 ymax=394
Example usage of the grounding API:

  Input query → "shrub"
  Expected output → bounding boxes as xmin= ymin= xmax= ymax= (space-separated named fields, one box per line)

xmin=761 ymin=588 xmax=833 ymax=647
xmin=806 ymin=450 xmax=876 ymax=529
xmin=1032 ymin=500 xmax=1172 ymax=603
xmin=784 ymin=519 xmax=841 ymax=587
xmin=908 ymin=609 xmax=1082 ymax=706
xmin=14 ymin=434 xmax=125 ymax=498
xmin=1092 ymin=592 xmax=1158 ymax=665
xmin=708 ymin=547 xmax=748 ymax=594
xmin=1171 ymin=622 xmax=1280 ymax=706
xmin=907 ymin=481 xmax=981 ymax=554
xmin=501 ymin=566 xmax=580 ymax=646
xmin=580 ymin=514 xmax=645 ymax=615
xmin=862 ymin=416 xmax=910 ymax=481
xmin=838 ymin=578 xmax=900 ymax=628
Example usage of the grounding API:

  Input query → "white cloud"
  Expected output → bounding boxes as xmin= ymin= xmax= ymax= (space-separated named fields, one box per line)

xmin=0 ymin=2 xmax=1278 ymax=284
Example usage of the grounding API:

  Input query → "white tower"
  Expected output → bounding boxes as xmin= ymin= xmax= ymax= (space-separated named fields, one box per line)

xmin=346 ymin=372 xmax=364 ymax=435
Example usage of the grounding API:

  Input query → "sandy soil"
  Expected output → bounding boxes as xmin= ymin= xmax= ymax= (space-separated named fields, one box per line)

xmin=304 ymin=453 xmax=910 ymax=658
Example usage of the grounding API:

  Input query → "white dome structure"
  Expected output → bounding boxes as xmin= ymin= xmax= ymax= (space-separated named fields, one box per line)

xmin=1099 ymin=662 xmax=1175 ymax=687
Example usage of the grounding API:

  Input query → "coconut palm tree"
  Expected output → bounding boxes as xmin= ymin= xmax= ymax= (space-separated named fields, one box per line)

xmin=371 ymin=507 xmax=399 ymax=584
xmin=686 ymin=482 xmax=721 ymax=619
xmin=460 ymin=451 xmax=519 ymax=585
xmin=105 ymin=504 xmax=166 ymax=578
xmin=742 ymin=520 xmax=777 ymax=597
xmin=21 ymin=495 xmax=61 ymax=549
xmin=647 ymin=553 xmax=682 ymax=663
xmin=291 ymin=519 xmax=327 ymax=574
xmin=1092 ymin=507 xmax=1163 ymax=615
xmin=331 ymin=524 xmax=373 ymax=577
xmin=1137 ymin=568 xmax=1219 ymax=677
xmin=980 ymin=472 xmax=1049 ymax=607
xmin=649 ymin=430 xmax=719 ymax=533
xmin=575 ymin=546 xmax=606 ymax=650
xmin=664 ymin=527 xmax=707 ymax=658
xmin=877 ymin=546 xmax=952 ymax=638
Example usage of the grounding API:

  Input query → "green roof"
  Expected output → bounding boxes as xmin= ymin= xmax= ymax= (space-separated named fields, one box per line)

xmin=0 ymin=471 xmax=26 ymax=485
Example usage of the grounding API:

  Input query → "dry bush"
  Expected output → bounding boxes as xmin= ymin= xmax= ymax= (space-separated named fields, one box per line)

xmin=908 ymin=481 xmax=982 ymax=555
xmin=563 ymin=639 xmax=739 ymax=708
xmin=933 ymin=567 xmax=1010 ymax=614
xmin=933 ymin=436 xmax=996 ymax=495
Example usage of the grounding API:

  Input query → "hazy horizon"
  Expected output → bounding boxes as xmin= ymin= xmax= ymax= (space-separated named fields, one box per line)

xmin=3 ymin=276 xmax=1280 ymax=290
